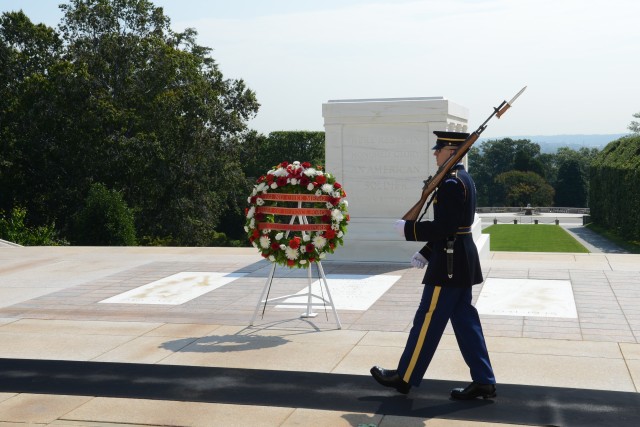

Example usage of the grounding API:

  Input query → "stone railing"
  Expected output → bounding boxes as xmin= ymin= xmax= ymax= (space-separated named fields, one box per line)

xmin=476 ymin=207 xmax=590 ymax=215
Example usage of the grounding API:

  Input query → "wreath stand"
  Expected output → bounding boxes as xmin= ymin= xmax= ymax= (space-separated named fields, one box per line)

xmin=249 ymin=204 xmax=342 ymax=329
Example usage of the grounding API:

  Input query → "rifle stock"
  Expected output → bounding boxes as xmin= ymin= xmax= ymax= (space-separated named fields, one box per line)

xmin=401 ymin=86 xmax=526 ymax=221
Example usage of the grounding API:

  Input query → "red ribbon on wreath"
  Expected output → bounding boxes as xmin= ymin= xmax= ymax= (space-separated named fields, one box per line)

xmin=255 ymin=193 xmax=333 ymax=232
xmin=258 ymin=193 xmax=333 ymax=202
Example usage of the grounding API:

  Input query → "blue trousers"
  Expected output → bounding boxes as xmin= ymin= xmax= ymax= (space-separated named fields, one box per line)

xmin=397 ymin=284 xmax=495 ymax=386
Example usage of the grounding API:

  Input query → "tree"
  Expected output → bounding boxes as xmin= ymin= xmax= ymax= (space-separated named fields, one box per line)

xmin=553 ymin=147 xmax=598 ymax=207
xmin=0 ymin=11 xmax=63 ymax=215
xmin=1 ymin=1 xmax=260 ymax=246
xmin=513 ymin=148 xmax=545 ymax=177
xmin=555 ymin=158 xmax=586 ymax=207
xmin=0 ymin=206 xmax=66 ymax=246
xmin=629 ymin=112 xmax=640 ymax=134
xmin=467 ymin=146 xmax=490 ymax=206
xmin=73 ymin=183 xmax=137 ymax=245
xmin=469 ymin=137 xmax=600 ymax=207
xmin=216 ymin=130 xmax=326 ymax=242
xmin=494 ymin=171 xmax=555 ymax=207
xmin=469 ymin=138 xmax=545 ymax=206
xmin=537 ymin=152 xmax=558 ymax=185
xmin=242 ymin=131 xmax=325 ymax=180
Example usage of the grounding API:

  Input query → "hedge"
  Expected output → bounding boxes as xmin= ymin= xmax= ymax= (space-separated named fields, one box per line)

xmin=589 ymin=135 xmax=640 ymax=241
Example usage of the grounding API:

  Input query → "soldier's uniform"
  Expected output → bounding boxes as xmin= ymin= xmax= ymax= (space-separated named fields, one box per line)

xmin=397 ymin=131 xmax=495 ymax=388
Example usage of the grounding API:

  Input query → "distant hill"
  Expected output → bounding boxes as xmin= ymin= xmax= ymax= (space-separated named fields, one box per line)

xmin=479 ymin=134 xmax=630 ymax=153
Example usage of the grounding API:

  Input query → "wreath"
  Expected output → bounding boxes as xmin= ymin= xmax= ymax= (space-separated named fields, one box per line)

xmin=245 ymin=161 xmax=349 ymax=268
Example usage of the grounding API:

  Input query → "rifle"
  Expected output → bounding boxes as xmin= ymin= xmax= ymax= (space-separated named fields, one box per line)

xmin=402 ymin=86 xmax=527 ymax=221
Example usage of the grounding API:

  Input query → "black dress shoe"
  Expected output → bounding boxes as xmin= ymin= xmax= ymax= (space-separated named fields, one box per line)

xmin=450 ymin=381 xmax=497 ymax=400
xmin=370 ymin=366 xmax=411 ymax=394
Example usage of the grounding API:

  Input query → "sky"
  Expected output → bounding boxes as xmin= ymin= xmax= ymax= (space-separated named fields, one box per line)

xmin=2 ymin=0 xmax=639 ymax=138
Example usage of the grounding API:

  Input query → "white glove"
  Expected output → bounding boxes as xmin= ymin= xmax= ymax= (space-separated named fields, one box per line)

xmin=411 ymin=252 xmax=427 ymax=269
xmin=394 ymin=220 xmax=406 ymax=237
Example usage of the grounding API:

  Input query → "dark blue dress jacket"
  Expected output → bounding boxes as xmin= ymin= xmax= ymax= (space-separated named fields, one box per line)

xmin=403 ymin=164 xmax=483 ymax=287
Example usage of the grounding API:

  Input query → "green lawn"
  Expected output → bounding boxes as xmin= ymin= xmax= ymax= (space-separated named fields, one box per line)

xmin=483 ymin=224 xmax=589 ymax=253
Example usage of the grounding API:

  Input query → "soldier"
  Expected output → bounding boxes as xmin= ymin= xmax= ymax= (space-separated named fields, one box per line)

xmin=370 ymin=130 xmax=496 ymax=399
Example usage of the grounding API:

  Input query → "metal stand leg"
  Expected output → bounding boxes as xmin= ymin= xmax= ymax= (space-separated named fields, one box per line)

xmin=300 ymin=263 xmax=318 ymax=318
xmin=250 ymin=262 xmax=276 ymax=326
xmin=316 ymin=261 xmax=342 ymax=329
xmin=248 ymin=209 xmax=341 ymax=329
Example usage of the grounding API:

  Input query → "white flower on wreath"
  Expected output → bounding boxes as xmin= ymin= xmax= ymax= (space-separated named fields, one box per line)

xmin=307 ymin=183 xmax=315 ymax=191
xmin=259 ymin=235 xmax=270 ymax=249
xmin=338 ymin=231 xmax=344 ymax=238
xmin=302 ymin=234 xmax=311 ymax=242
xmin=331 ymin=209 xmax=343 ymax=222
xmin=315 ymin=189 xmax=322 ymax=196
xmin=332 ymin=224 xmax=340 ymax=231
xmin=299 ymin=259 xmax=307 ymax=265
xmin=274 ymin=168 xmax=288 ymax=177
xmin=280 ymin=244 xmax=286 ymax=250
xmin=321 ymin=183 xmax=333 ymax=194
xmin=303 ymin=168 xmax=316 ymax=177
xmin=275 ymin=232 xmax=284 ymax=241
xmin=291 ymin=178 xmax=298 ymax=185
xmin=285 ymin=247 xmax=299 ymax=260
xmin=249 ymin=218 xmax=255 ymax=228
xmin=313 ymin=235 xmax=327 ymax=249
xmin=256 ymin=198 xmax=265 ymax=206
xmin=247 ymin=206 xmax=255 ymax=219
xmin=270 ymin=182 xmax=278 ymax=189
xmin=326 ymin=202 xmax=333 ymax=209
xmin=257 ymin=182 xmax=267 ymax=192
xmin=268 ymin=255 xmax=275 ymax=262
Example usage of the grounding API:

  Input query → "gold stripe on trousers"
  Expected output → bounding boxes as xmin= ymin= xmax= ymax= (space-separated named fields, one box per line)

xmin=403 ymin=285 xmax=442 ymax=383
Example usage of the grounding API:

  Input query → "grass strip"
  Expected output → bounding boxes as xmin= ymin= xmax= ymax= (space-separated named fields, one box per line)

xmin=482 ymin=224 xmax=589 ymax=253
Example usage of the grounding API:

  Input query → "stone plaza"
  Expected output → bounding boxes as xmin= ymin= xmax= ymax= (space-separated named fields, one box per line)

xmin=1 ymin=95 xmax=638 ymax=426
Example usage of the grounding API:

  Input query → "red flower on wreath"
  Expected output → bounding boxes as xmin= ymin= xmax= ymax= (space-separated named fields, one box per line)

xmin=289 ymin=236 xmax=301 ymax=249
